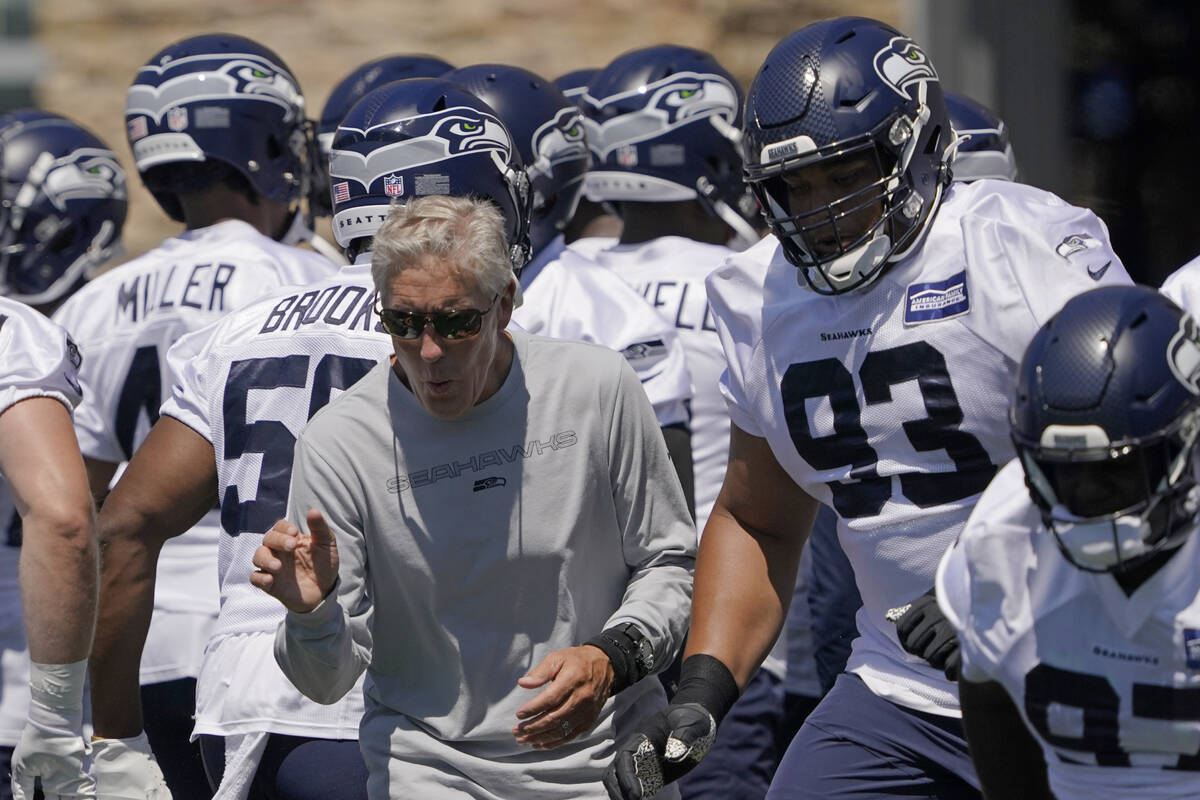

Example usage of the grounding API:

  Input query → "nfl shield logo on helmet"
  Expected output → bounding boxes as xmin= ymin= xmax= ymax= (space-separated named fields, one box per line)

xmin=616 ymin=145 xmax=638 ymax=167
xmin=166 ymin=106 xmax=188 ymax=132
xmin=383 ymin=173 xmax=404 ymax=197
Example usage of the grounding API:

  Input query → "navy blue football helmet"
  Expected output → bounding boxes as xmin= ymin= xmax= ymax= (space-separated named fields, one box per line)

xmin=328 ymin=78 xmax=531 ymax=269
xmin=125 ymin=33 xmax=310 ymax=222
xmin=580 ymin=45 xmax=757 ymax=245
xmin=444 ymin=64 xmax=589 ymax=257
xmin=0 ymin=110 xmax=127 ymax=307
xmin=945 ymin=91 xmax=1017 ymax=182
xmin=1011 ymin=285 xmax=1200 ymax=573
xmin=552 ymin=69 xmax=598 ymax=103
xmin=313 ymin=55 xmax=454 ymax=220
xmin=744 ymin=17 xmax=953 ymax=294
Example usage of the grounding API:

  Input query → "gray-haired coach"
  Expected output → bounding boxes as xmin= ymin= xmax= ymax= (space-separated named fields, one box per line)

xmin=251 ymin=195 xmax=696 ymax=799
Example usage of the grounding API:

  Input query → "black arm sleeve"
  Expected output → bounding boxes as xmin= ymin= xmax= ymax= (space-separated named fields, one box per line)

xmin=661 ymin=422 xmax=695 ymax=522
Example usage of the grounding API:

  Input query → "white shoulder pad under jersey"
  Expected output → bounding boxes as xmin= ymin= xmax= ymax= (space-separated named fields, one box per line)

xmin=164 ymin=263 xmax=391 ymax=634
xmin=53 ymin=220 xmax=337 ymax=464
xmin=1160 ymin=255 xmax=1200 ymax=315
xmin=592 ymin=236 xmax=733 ymax=531
xmin=512 ymin=247 xmax=692 ymax=428
xmin=705 ymin=179 xmax=1130 ymax=716
xmin=0 ymin=296 xmax=81 ymax=417
xmin=940 ymin=460 xmax=1200 ymax=798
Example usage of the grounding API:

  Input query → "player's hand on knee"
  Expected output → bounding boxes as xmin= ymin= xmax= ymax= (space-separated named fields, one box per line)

xmin=91 ymin=732 xmax=172 ymax=799
xmin=604 ymin=701 xmax=716 ymax=799
xmin=890 ymin=588 xmax=962 ymax=680
xmin=250 ymin=509 xmax=339 ymax=614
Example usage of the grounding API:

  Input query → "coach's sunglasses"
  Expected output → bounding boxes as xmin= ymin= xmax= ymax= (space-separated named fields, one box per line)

xmin=376 ymin=294 xmax=499 ymax=340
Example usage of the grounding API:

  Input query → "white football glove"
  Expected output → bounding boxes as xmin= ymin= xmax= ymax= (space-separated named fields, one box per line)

xmin=91 ymin=733 xmax=172 ymax=800
xmin=11 ymin=660 xmax=95 ymax=800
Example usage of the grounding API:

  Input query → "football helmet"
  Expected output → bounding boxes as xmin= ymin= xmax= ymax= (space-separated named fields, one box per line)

xmin=444 ymin=64 xmax=589 ymax=257
xmin=580 ymin=45 xmax=758 ymax=246
xmin=0 ymin=110 xmax=127 ymax=306
xmin=945 ymin=91 xmax=1017 ymax=182
xmin=125 ymin=33 xmax=310 ymax=222
xmin=1011 ymin=285 xmax=1200 ymax=573
xmin=313 ymin=54 xmax=454 ymax=219
xmin=552 ymin=69 xmax=598 ymax=103
xmin=743 ymin=17 xmax=953 ymax=294
xmin=328 ymin=78 xmax=531 ymax=269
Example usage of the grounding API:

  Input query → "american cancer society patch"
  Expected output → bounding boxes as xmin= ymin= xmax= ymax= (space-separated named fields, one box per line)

xmin=904 ymin=271 xmax=969 ymax=325
xmin=1185 ymin=629 xmax=1200 ymax=669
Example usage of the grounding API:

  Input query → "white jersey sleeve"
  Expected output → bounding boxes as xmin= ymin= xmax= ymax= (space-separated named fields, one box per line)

xmin=0 ymin=297 xmax=82 ymax=416
xmin=1160 ymin=255 xmax=1200 ymax=314
xmin=512 ymin=250 xmax=692 ymax=428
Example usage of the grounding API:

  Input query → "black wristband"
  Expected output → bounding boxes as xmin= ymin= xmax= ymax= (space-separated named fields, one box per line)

xmin=672 ymin=654 xmax=740 ymax=726
xmin=585 ymin=627 xmax=643 ymax=693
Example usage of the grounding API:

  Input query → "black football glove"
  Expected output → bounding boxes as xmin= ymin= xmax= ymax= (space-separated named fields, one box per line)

xmin=603 ymin=654 xmax=738 ymax=800
xmin=603 ymin=701 xmax=716 ymax=799
xmin=889 ymin=588 xmax=962 ymax=681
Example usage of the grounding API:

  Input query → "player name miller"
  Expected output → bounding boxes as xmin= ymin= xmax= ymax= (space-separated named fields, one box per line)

xmin=820 ymin=327 xmax=873 ymax=342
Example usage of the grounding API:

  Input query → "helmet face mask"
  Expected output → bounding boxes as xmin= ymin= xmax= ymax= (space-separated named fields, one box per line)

xmin=1011 ymin=287 xmax=1200 ymax=573
xmin=743 ymin=18 xmax=952 ymax=294
xmin=0 ymin=111 xmax=127 ymax=306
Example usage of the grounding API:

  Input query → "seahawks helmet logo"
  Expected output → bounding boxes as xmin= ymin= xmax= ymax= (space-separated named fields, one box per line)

xmin=873 ymin=37 xmax=938 ymax=101
xmin=329 ymin=106 xmax=513 ymax=191
xmin=127 ymin=53 xmax=303 ymax=123
xmin=1168 ymin=314 xmax=1200 ymax=396
xmin=583 ymin=71 xmax=738 ymax=159
xmin=1055 ymin=233 xmax=1102 ymax=260
xmin=528 ymin=106 xmax=588 ymax=183
xmin=42 ymin=148 xmax=127 ymax=207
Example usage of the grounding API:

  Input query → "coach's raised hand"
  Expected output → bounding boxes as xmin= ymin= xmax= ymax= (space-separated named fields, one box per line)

xmin=251 ymin=509 xmax=339 ymax=613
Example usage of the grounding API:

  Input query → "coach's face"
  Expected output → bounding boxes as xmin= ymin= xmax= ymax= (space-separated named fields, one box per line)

xmin=382 ymin=256 xmax=514 ymax=420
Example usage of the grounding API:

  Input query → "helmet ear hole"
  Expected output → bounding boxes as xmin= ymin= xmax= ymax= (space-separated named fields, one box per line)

xmin=265 ymin=135 xmax=282 ymax=160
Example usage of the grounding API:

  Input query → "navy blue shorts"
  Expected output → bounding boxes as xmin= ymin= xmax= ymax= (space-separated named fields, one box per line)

xmin=199 ymin=732 xmax=368 ymax=800
xmin=142 ymin=678 xmax=211 ymax=800
xmin=678 ymin=667 xmax=787 ymax=799
xmin=768 ymin=673 xmax=979 ymax=800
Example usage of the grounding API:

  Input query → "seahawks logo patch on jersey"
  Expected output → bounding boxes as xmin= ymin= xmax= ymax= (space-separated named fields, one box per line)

xmin=903 ymin=271 xmax=969 ymax=325
xmin=873 ymin=37 xmax=938 ymax=101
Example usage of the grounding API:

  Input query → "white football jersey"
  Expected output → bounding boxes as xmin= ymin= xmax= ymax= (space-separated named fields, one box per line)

xmin=513 ymin=247 xmax=692 ymax=429
xmin=519 ymin=233 xmax=618 ymax=289
xmin=707 ymin=179 xmax=1131 ymax=715
xmin=939 ymin=460 xmax=1200 ymax=798
xmin=591 ymin=236 xmax=732 ymax=532
xmin=161 ymin=260 xmax=384 ymax=739
xmin=53 ymin=219 xmax=337 ymax=682
xmin=1160 ymin=255 xmax=1200 ymax=314
xmin=0 ymin=298 xmax=83 ymax=744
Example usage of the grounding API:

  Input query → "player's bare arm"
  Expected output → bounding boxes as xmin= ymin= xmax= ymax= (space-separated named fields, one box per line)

xmin=960 ymin=677 xmax=1052 ymax=800
xmin=89 ymin=415 xmax=219 ymax=738
xmin=684 ymin=423 xmax=819 ymax=687
xmin=1 ymin=396 xmax=96 ymax=664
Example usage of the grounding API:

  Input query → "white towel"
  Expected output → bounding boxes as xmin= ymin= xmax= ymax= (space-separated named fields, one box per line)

xmin=211 ymin=731 xmax=269 ymax=800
